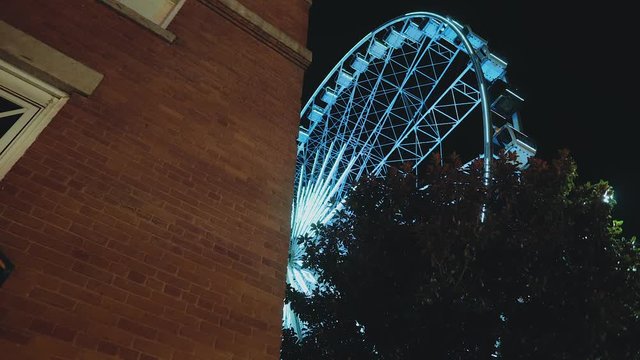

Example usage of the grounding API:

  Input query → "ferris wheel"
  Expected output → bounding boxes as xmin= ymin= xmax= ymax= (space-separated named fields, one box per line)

xmin=284 ymin=11 xmax=536 ymax=335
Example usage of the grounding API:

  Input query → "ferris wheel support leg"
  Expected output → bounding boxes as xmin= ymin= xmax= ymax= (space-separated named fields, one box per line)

xmin=434 ymin=15 xmax=494 ymax=219
xmin=417 ymin=14 xmax=494 ymax=188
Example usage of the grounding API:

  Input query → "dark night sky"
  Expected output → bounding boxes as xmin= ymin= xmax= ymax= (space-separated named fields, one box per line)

xmin=303 ymin=0 xmax=638 ymax=237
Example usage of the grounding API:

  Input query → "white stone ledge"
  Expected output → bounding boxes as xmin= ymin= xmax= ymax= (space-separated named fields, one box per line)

xmin=0 ymin=21 xmax=104 ymax=96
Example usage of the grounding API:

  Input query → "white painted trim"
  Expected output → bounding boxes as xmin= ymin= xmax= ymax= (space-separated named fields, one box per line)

xmin=160 ymin=0 xmax=187 ymax=29
xmin=0 ymin=89 xmax=41 ymax=153
xmin=0 ymin=109 xmax=27 ymax=118
xmin=99 ymin=0 xmax=177 ymax=43
xmin=0 ymin=59 xmax=69 ymax=180
xmin=0 ymin=60 xmax=67 ymax=100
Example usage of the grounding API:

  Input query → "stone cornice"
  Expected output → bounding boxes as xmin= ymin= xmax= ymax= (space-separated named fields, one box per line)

xmin=198 ymin=0 xmax=312 ymax=69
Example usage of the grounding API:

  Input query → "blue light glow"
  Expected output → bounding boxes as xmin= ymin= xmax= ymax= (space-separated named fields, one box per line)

xmin=603 ymin=188 xmax=614 ymax=204
xmin=284 ymin=12 xmax=534 ymax=336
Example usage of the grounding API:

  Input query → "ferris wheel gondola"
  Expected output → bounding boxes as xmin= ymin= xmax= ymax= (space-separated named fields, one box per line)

xmin=285 ymin=11 xmax=536 ymax=336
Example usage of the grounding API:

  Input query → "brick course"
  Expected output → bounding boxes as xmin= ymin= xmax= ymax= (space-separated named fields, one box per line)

xmin=0 ymin=0 xmax=307 ymax=358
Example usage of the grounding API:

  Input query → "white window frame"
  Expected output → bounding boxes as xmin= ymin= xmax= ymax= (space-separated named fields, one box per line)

xmin=0 ymin=59 xmax=69 ymax=180
xmin=117 ymin=0 xmax=186 ymax=29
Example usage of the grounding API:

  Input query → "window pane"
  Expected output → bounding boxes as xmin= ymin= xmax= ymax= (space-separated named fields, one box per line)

xmin=0 ymin=96 xmax=20 ymax=113
xmin=0 ymin=113 xmax=21 ymax=139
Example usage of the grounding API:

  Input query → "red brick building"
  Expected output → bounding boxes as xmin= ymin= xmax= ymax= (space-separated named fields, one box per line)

xmin=0 ymin=0 xmax=310 ymax=358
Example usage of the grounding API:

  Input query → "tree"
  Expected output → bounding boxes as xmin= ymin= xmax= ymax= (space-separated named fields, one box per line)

xmin=282 ymin=150 xmax=640 ymax=359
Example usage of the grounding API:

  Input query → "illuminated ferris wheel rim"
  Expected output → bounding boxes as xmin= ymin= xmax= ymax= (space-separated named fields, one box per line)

xmin=285 ymin=11 xmax=535 ymax=335
xmin=301 ymin=11 xmax=494 ymax=114
xmin=300 ymin=11 xmax=502 ymax=181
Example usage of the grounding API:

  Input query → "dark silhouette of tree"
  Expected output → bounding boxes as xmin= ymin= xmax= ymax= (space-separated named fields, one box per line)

xmin=282 ymin=150 xmax=640 ymax=359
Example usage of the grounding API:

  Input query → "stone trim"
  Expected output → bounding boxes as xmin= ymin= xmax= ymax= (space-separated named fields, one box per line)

xmin=0 ymin=21 xmax=103 ymax=96
xmin=199 ymin=0 xmax=312 ymax=69
xmin=99 ymin=0 xmax=177 ymax=43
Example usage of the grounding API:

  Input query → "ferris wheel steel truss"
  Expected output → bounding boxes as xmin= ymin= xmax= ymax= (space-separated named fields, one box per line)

xmin=284 ymin=12 xmax=522 ymax=335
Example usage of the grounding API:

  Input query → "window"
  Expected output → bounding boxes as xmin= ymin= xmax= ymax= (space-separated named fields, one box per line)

xmin=0 ymin=59 xmax=68 ymax=180
xmin=117 ymin=0 xmax=186 ymax=28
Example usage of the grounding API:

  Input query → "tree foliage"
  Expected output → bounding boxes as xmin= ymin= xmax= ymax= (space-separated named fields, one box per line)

xmin=282 ymin=150 xmax=640 ymax=359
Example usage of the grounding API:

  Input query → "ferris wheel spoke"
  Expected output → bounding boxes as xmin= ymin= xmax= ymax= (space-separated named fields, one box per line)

xmin=285 ymin=13 xmax=534 ymax=336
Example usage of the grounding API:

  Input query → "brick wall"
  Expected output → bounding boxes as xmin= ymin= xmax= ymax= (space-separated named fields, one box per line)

xmin=0 ymin=0 xmax=307 ymax=359
xmin=237 ymin=0 xmax=310 ymax=45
